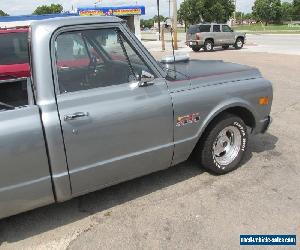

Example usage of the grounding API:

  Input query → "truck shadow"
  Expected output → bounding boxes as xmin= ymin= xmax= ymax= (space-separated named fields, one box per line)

xmin=0 ymin=132 xmax=278 ymax=245
xmin=241 ymin=132 xmax=279 ymax=165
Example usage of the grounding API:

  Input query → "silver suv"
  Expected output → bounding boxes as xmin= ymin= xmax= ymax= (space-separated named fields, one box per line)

xmin=186 ymin=23 xmax=246 ymax=52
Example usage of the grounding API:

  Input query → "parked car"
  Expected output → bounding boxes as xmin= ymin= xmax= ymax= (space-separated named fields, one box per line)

xmin=186 ymin=23 xmax=246 ymax=52
xmin=0 ymin=16 xmax=272 ymax=220
xmin=0 ymin=27 xmax=30 ymax=80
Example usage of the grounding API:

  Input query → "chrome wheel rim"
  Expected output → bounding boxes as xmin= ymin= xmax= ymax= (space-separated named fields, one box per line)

xmin=237 ymin=40 xmax=243 ymax=48
xmin=213 ymin=126 xmax=242 ymax=166
xmin=206 ymin=43 xmax=212 ymax=50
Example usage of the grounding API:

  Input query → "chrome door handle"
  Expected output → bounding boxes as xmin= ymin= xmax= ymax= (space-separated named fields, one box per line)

xmin=59 ymin=66 xmax=70 ymax=70
xmin=64 ymin=112 xmax=89 ymax=121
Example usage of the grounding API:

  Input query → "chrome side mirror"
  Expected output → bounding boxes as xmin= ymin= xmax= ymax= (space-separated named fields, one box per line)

xmin=138 ymin=70 xmax=155 ymax=87
xmin=160 ymin=53 xmax=190 ymax=64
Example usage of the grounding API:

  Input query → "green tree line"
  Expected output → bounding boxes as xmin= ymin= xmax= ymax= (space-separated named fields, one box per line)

xmin=177 ymin=0 xmax=300 ymax=26
xmin=0 ymin=10 xmax=9 ymax=16
xmin=0 ymin=4 xmax=63 ymax=17
xmin=141 ymin=15 xmax=168 ymax=29
xmin=252 ymin=0 xmax=300 ymax=25
xmin=178 ymin=0 xmax=235 ymax=26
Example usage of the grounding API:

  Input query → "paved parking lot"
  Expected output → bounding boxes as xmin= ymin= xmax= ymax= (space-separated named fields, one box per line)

xmin=0 ymin=48 xmax=299 ymax=249
xmin=142 ymin=32 xmax=300 ymax=55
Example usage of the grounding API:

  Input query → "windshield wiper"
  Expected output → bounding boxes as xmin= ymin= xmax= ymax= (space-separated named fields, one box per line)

xmin=0 ymin=101 xmax=15 ymax=110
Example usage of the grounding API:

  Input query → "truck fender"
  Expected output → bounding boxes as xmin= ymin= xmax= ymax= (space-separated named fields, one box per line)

xmin=171 ymin=98 xmax=257 ymax=166
xmin=195 ymin=97 xmax=257 ymax=141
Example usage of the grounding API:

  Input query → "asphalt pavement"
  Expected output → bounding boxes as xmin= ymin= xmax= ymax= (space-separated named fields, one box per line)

xmin=142 ymin=32 xmax=300 ymax=55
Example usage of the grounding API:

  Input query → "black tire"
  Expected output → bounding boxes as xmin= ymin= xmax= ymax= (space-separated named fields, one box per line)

xmin=222 ymin=45 xmax=229 ymax=50
xmin=234 ymin=37 xmax=244 ymax=49
xmin=195 ymin=113 xmax=248 ymax=174
xmin=192 ymin=46 xmax=201 ymax=52
xmin=204 ymin=40 xmax=214 ymax=52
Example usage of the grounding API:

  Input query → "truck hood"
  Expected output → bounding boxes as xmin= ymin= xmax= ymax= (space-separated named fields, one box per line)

xmin=162 ymin=59 xmax=262 ymax=91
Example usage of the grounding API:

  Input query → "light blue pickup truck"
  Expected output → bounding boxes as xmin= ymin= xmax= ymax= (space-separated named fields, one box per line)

xmin=0 ymin=16 xmax=272 ymax=219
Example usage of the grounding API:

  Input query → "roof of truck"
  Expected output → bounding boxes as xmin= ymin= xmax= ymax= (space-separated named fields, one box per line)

xmin=31 ymin=16 xmax=123 ymax=29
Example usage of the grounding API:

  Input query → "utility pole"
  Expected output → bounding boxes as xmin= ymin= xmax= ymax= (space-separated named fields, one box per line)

xmin=157 ymin=0 xmax=161 ymax=40
xmin=172 ymin=0 xmax=178 ymax=50
xmin=233 ymin=0 xmax=237 ymax=24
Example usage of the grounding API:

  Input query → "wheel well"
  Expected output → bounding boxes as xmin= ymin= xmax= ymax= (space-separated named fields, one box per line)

xmin=225 ymin=107 xmax=255 ymax=128
xmin=205 ymin=38 xmax=214 ymax=44
xmin=202 ymin=107 xmax=256 ymax=137
xmin=192 ymin=106 xmax=255 ymax=157
xmin=236 ymin=36 xmax=244 ymax=42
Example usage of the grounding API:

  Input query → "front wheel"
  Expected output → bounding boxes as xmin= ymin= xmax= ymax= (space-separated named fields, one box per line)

xmin=204 ymin=40 xmax=214 ymax=52
xmin=234 ymin=38 xmax=244 ymax=49
xmin=195 ymin=114 xmax=248 ymax=174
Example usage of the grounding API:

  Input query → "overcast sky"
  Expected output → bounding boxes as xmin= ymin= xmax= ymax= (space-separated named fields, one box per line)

xmin=0 ymin=0 xmax=255 ymax=17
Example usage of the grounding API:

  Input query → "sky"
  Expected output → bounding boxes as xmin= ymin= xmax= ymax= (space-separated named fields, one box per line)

xmin=0 ymin=0 xmax=256 ymax=18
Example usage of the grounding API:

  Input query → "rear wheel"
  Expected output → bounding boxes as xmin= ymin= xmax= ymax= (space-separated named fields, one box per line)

xmin=195 ymin=113 xmax=248 ymax=174
xmin=204 ymin=40 xmax=214 ymax=52
xmin=234 ymin=38 xmax=244 ymax=49
xmin=192 ymin=46 xmax=201 ymax=52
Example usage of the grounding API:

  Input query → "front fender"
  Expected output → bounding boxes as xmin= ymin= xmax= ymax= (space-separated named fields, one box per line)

xmin=171 ymin=97 xmax=257 ymax=166
xmin=196 ymin=97 xmax=257 ymax=139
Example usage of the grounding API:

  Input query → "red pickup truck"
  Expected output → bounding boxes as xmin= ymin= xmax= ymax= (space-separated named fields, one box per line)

xmin=0 ymin=27 xmax=30 ymax=80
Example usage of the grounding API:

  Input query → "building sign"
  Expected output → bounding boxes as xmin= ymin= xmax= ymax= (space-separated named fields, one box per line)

xmin=78 ymin=6 xmax=145 ymax=17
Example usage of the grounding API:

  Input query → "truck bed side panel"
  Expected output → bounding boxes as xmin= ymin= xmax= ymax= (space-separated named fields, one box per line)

xmin=0 ymin=107 xmax=54 ymax=219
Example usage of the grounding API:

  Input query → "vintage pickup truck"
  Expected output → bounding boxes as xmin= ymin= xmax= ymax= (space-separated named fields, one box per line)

xmin=0 ymin=16 xmax=273 ymax=220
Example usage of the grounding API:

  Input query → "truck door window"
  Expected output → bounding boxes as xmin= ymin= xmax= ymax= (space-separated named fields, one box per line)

xmin=56 ymin=34 xmax=90 ymax=68
xmin=199 ymin=25 xmax=211 ymax=32
xmin=0 ymin=79 xmax=29 ymax=111
xmin=213 ymin=25 xmax=221 ymax=32
xmin=55 ymin=28 xmax=154 ymax=93
xmin=222 ymin=25 xmax=233 ymax=32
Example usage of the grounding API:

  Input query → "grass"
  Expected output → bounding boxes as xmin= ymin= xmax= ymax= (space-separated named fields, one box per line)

xmin=232 ymin=24 xmax=300 ymax=33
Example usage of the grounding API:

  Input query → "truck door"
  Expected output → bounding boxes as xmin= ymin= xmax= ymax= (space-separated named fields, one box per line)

xmin=221 ymin=25 xmax=235 ymax=44
xmin=52 ymin=26 xmax=174 ymax=196
xmin=0 ymin=78 xmax=54 ymax=219
xmin=212 ymin=25 xmax=222 ymax=45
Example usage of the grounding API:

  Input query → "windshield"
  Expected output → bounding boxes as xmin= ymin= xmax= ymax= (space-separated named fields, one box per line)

xmin=0 ymin=32 xmax=29 ymax=65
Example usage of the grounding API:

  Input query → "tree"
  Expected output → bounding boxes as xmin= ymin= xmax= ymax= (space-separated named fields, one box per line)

xmin=178 ymin=0 xmax=204 ymax=27
xmin=0 ymin=10 xmax=9 ymax=16
xmin=33 ymin=4 xmax=63 ymax=15
xmin=141 ymin=19 xmax=154 ymax=29
xmin=202 ymin=0 xmax=235 ymax=23
xmin=153 ymin=15 xmax=167 ymax=22
xmin=244 ymin=13 xmax=253 ymax=20
xmin=252 ymin=0 xmax=282 ymax=25
xmin=294 ymin=0 xmax=300 ymax=20
xmin=178 ymin=0 xmax=235 ymax=26
xmin=281 ymin=2 xmax=293 ymax=21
